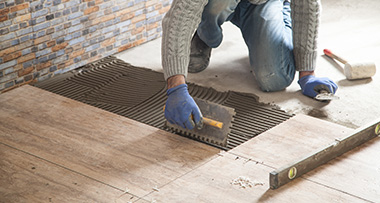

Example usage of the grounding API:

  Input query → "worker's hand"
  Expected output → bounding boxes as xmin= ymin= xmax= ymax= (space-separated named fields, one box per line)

xmin=298 ymin=75 xmax=338 ymax=98
xmin=165 ymin=84 xmax=203 ymax=129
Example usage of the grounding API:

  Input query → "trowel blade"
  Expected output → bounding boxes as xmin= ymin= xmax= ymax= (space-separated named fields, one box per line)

xmin=315 ymin=92 xmax=340 ymax=101
xmin=165 ymin=98 xmax=235 ymax=148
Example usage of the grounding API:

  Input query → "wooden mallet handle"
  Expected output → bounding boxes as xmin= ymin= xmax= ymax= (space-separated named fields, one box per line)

xmin=323 ymin=49 xmax=348 ymax=64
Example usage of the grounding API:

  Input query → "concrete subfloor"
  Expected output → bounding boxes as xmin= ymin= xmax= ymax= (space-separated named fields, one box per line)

xmin=115 ymin=0 xmax=380 ymax=129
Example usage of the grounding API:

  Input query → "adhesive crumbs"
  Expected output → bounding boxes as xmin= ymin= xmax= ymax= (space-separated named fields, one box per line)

xmin=152 ymin=186 xmax=160 ymax=192
xmin=231 ymin=176 xmax=264 ymax=189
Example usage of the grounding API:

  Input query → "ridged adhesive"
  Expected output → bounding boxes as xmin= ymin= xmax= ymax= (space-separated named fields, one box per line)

xmin=34 ymin=56 xmax=293 ymax=150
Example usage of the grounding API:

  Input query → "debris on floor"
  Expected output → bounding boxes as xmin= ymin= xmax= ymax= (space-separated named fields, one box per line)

xmin=152 ymin=186 xmax=160 ymax=192
xmin=231 ymin=176 xmax=264 ymax=189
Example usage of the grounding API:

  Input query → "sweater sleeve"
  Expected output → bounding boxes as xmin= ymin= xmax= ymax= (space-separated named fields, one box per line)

xmin=161 ymin=0 xmax=208 ymax=80
xmin=291 ymin=0 xmax=321 ymax=72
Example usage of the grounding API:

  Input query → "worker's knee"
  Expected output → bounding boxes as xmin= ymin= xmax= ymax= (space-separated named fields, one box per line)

xmin=253 ymin=0 xmax=282 ymax=22
xmin=256 ymin=73 xmax=293 ymax=92
xmin=198 ymin=0 xmax=239 ymax=48
xmin=203 ymin=0 xmax=239 ymax=17
xmin=253 ymin=64 xmax=295 ymax=92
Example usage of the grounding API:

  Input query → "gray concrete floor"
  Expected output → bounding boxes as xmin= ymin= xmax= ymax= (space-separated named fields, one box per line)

xmin=115 ymin=0 xmax=380 ymax=129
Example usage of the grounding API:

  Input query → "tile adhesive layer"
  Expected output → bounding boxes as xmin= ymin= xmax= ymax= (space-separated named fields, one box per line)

xmin=33 ymin=56 xmax=293 ymax=150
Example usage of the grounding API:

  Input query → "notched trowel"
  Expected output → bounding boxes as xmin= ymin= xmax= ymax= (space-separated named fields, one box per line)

xmin=315 ymin=90 xmax=340 ymax=102
xmin=165 ymin=98 xmax=235 ymax=148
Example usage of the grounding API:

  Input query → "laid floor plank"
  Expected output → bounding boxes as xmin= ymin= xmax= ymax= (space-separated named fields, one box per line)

xmin=304 ymin=136 xmax=380 ymax=202
xmin=229 ymin=114 xmax=354 ymax=168
xmin=0 ymin=85 xmax=219 ymax=197
xmin=229 ymin=114 xmax=379 ymax=201
xmin=140 ymin=152 xmax=365 ymax=203
xmin=2 ymin=85 xmax=377 ymax=202
xmin=0 ymin=144 xmax=144 ymax=203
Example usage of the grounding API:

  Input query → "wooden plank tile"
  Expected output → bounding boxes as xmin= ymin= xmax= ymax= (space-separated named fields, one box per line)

xmin=140 ymin=153 xmax=365 ymax=202
xmin=229 ymin=113 xmax=379 ymax=201
xmin=229 ymin=114 xmax=354 ymax=168
xmin=0 ymin=144 xmax=144 ymax=203
xmin=304 ymin=136 xmax=380 ymax=202
xmin=0 ymin=85 xmax=220 ymax=197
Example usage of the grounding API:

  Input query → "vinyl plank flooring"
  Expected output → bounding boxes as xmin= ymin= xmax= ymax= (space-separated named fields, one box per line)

xmin=140 ymin=153 xmax=366 ymax=203
xmin=0 ymin=85 xmax=219 ymax=198
xmin=2 ymin=85 xmax=377 ymax=202
xmin=229 ymin=114 xmax=354 ymax=167
xmin=0 ymin=144 xmax=143 ymax=203
xmin=229 ymin=114 xmax=379 ymax=202
xmin=304 ymin=136 xmax=380 ymax=202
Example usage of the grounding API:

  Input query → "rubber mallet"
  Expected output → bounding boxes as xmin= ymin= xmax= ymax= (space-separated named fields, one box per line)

xmin=323 ymin=49 xmax=376 ymax=80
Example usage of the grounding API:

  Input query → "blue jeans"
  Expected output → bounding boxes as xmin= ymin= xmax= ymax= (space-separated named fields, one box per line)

xmin=197 ymin=0 xmax=295 ymax=92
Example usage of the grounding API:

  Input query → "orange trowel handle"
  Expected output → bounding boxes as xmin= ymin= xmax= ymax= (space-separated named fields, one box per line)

xmin=163 ymin=106 xmax=223 ymax=129
xmin=203 ymin=117 xmax=223 ymax=129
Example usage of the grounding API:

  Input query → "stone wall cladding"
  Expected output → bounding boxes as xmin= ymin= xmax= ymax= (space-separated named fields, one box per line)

xmin=0 ymin=0 xmax=171 ymax=92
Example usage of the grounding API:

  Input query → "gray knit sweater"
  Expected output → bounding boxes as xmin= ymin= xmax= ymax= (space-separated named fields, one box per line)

xmin=162 ymin=0 xmax=321 ymax=80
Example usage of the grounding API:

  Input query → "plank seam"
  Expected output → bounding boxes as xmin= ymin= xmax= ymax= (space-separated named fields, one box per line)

xmin=302 ymin=178 xmax=374 ymax=203
xmin=228 ymin=151 xmax=374 ymax=202
xmin=0 ymin=142 xmax=145 ymax=202
xmin=138 ymin=152 xmax=224 ymax=201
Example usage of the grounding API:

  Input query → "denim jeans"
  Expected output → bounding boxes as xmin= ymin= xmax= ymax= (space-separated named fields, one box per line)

xmin=197 ymin=0 xmax=295 ymax=92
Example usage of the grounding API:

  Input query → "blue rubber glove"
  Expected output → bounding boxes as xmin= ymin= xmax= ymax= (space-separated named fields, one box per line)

xmin=298 ymin=75 xmax=338 ymax=98
xmin=165 ymin=84 xmax=203 ymax=129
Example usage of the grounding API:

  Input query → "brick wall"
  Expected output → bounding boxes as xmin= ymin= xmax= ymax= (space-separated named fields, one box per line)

xmin=0 ymin=0 xmax=171 ymax=92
